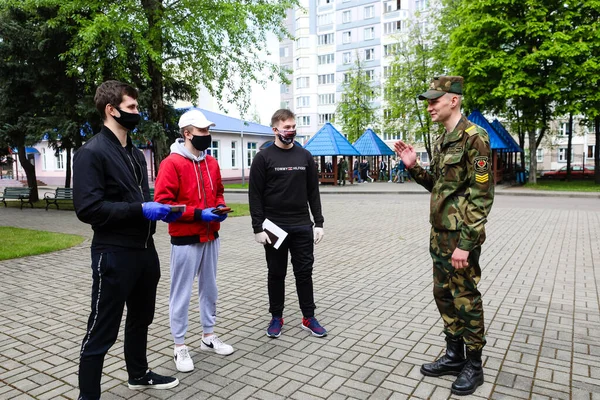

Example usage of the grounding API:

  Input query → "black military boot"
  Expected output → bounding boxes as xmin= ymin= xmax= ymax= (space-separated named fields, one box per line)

xmin=451 ymin=349 xmax=484 ymax=396
xmin=420 ymin=336 xmax=467 ymax=377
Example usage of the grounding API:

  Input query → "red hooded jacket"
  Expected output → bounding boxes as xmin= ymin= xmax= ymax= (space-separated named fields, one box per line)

xmin=154 ymin=139 xmax=225 ymax=244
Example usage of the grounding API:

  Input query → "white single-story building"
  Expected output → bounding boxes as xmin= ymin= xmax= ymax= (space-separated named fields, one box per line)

xmin=9 ymin=108 xmax=278 ymax=186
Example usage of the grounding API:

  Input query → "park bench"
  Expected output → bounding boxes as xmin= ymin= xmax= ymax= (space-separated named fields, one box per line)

xmin=44 ymin=187 xmax=74 ymax=210
xmin=1 ymin=187 xmax=34 ymax=209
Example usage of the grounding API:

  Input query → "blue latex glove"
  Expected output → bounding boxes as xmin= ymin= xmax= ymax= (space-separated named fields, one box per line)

xmin=162 ymin=212 xmax=182 ymax=223
xmin=142 ymin=202 xmax=171 ymax=221
xmin=215 ymin=212 xmax=227 ymax=223
xmin=200 ymin=207 xmax=222 ymax=222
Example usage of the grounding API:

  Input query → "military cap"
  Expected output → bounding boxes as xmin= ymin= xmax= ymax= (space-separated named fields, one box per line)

xmin=418 ymin=76 xmax=464 ymax=100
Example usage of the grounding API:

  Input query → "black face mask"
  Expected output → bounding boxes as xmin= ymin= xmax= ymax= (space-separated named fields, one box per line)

xmin=191 ymin=134 xmax=212 ymax=151
xmin=113 ymin=107 xmax=141 ymax=131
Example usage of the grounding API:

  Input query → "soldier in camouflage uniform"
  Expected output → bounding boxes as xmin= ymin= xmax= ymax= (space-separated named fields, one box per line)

xmin=394 ymin=76 xmax=494 ymax=396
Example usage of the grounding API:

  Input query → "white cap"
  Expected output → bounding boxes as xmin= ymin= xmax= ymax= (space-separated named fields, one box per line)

xmin=178 ymin=109 xmax=215 ymax=129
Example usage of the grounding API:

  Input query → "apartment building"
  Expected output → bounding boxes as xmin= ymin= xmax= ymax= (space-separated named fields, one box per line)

xmin=279 ymin=0 xmax=432 ymax=141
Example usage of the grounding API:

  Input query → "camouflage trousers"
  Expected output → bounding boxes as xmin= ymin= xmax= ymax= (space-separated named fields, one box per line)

xmin=430 ymin=228 xmax=486 ymax=351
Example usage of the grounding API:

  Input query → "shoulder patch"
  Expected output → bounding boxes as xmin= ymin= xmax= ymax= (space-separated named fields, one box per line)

xmin=473 ymin=156 xmax=490 ymax=173
xmin=465 ymin=125 xmax=477 ymax=136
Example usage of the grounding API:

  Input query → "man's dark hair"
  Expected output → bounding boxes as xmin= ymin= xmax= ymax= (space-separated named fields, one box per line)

xmin=270 ymin=109 xmax=295 ymax=127
xmin=94 ymin=80 xmax=139 ymax=120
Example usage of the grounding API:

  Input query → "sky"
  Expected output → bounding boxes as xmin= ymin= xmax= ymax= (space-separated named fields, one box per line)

xmin=175 ymin=32 xmax=281 ymax=126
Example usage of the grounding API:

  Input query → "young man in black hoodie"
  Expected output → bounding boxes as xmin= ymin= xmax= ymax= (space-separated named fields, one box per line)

xmin=249 ymin=109 xmax=327 ymax=339
xmin=73 ymin=80 xmax=181 ymax=400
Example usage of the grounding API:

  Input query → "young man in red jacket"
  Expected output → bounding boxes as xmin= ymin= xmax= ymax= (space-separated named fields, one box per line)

xmin=154 ymin=109 xmax=234 ymax=373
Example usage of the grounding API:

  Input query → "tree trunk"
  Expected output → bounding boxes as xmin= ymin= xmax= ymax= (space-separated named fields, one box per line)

xmin=595 ymin=115 xmax=600 ymax=184
xmin=142 ymin=0 xmax=166 ymax=178
xmin=528 ymin=130 xmax=537 ymax=184
xmin=566 ymin=113 xmax=573 ymax=181
xmin=16 ymin=144 xmax=39 ymax=202
xmin=64 ymin=146 xmax=72 ymax=188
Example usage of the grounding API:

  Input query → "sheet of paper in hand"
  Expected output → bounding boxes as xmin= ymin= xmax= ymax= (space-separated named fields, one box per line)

xmin=262 ymin=218 xmax=288 ymax=250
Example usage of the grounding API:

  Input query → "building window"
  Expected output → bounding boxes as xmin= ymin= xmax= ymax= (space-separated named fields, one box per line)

xmin=318 ymin=73 xmax=335 ymax=85
xmin=364 ymin=5 xmax=374 ymax=18
xmin=296 ymin=37 xmax=309 ymax=49
xmin=558 ymin=147 xmax=574 ymax=162
xmin=559 ymin=122 xmax=571 ymax=136
xmin=343 ymin=73 xmax=351 ymax=83
xmin=318 ymin=113 xmax=335 ymax=125
xmin=318 ymin=53 xmax=335 ymax=65
xmin=383 ymin=65 xmax=399 ymax=78
xmin=296 ymin=77 xmax=310 ymax=89
xmin=385 ymin=0 xmax=403 ymax=12
xmin=317 ymin=12 xmax=333 ymax=26
xmin=280 ymin=84 xmax=290 ymax=94
xmin=365 ymin=69 xmax=374 ymax=81
xmin=55 ymin=149 xmax=65 ymax=170
xmin=536 ymin=148 xmax=543 ymax=162
xmin=296 ymin=96 xmax=310 ymax=108
xmin=279 ymin=47 xmax=289 ymax=57
xmin=247 ymin=142 xmax=257 ymax=168
xmin=297 ymin=116 xmax=311 ymax=126
xmin=342 ymin=31 xmax=351 ymax=44
xmin=42 ymin=148 xmax=47 ymax=170
xmin=318 ymin=0 xmax=333 ymax=4
xmin=342 ymin=10 xmax=351 ymax=23
xmin=280 ymin=100 xmax=290 ymax=109
xmin=364 ymin=27 xmax=374 ymax=40
xmin=318 ymin=93 xmax=336 ymax=105
xmin=343 ymin=52 xmax=352 ymax=64
xmin=588 ymin=145 xmax=596 ymax=159
xmin=384 ymin=43 xmax=401 ymax=56
xmin=206 ymin=140 xmax=219 ymax=160
xmin=364 ymin=48 xmax=374 ymax=61
xmin=384 ymin=20 xmax=404 ymax=34
xmin=231 ymin=142 xmax=237 ymax=168
xmin=318 ymin=33 xmax=334 ymax=45
xmin=415 ymin=0 xmax=428 ymax=11
xmin=419 ymin=151 xmax=429 ymax=164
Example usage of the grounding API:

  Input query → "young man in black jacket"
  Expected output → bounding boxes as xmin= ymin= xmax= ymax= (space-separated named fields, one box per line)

xmin=249 ymin=109 xmax=327 ymax=339
xmin=73 ymin=80 xmax=181 ymax=400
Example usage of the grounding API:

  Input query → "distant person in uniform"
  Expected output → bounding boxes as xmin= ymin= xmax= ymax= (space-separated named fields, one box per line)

xmin=394 ymin=76 xmax=494 ymax=396
xmin=338 ymin=157 xmax=348 ymax=186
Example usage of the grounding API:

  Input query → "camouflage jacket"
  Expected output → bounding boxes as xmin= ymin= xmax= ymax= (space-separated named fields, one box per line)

xmin=409 ymin=115 xmax=494 ymax=251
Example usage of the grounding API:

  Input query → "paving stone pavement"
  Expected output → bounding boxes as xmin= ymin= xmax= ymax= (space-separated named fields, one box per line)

xmin=1 ymin=193 xmax=599 ymax=400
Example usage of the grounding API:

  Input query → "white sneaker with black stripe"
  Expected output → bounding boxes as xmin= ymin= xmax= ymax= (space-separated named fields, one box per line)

xmin=173 ymin=345 xmax=194 ymax=372
xmin=200 ymin=335 xmax=234 ymax=355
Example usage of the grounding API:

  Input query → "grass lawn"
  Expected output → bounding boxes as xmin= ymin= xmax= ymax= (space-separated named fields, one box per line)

xmin=524 ymin=180 xmax=600 ymax=192
xmin=223 ymin=183 xmax=248 ymax=189
xmin=0 ymin=227 xmax=85 ymax=261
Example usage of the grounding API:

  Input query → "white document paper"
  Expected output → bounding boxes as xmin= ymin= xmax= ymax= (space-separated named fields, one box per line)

xmin=262 ymin=218 xmax=288 ymax=250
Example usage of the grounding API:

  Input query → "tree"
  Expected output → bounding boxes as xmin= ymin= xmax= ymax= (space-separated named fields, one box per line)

xmin=336 ymin=54 xmax=379 ymax=143
xmin=12 ymin=0 xmax=297 ymax=175
xmin=383 ymin=10 xmax=448 ymax=159
xmin=445 ymin=0 xmax=576 ymax=183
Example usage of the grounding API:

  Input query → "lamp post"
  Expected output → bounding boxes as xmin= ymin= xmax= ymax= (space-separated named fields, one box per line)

xmin=241 ymin=117 xmax=245 ymax=186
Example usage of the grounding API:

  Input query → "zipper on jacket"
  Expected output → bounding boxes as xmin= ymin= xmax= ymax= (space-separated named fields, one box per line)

xmin=127 ymin=150 xmax=151 ymax=249
xmin=197 ymin=161 xmax=211 ymax=241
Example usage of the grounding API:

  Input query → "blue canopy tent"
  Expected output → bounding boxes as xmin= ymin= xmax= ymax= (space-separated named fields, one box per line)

xmin=303 ymin=122 xmax=360 ymax=185
xmin=491 ymin=119 xmax=526 ymax=183
xmin=353 ymin=128 xmax=395 ymax=181
xmin=468 ymin=110 xmax=512 ymax=184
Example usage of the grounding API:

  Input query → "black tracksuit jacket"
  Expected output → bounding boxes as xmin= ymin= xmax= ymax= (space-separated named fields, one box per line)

xmin=73 ymin=126 xmax=155 ymax=249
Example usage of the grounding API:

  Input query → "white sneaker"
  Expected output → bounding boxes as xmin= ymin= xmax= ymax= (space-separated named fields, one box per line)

xmin=200 ymin=335 xmax=234 ymax=356
xmin=173 ymin=345 xmax=194 ymax=372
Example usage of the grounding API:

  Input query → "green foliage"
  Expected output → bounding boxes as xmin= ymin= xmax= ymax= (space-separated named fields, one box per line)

xmin=444 ymin=0 xmax=600 ymax=182
xmin=383 ymin=9 xmax=448 ymax=158
xmin=336 ymin=55 xmax=379 ymax=143
xmin=0 ymin=226 xmax=84 ymax=261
